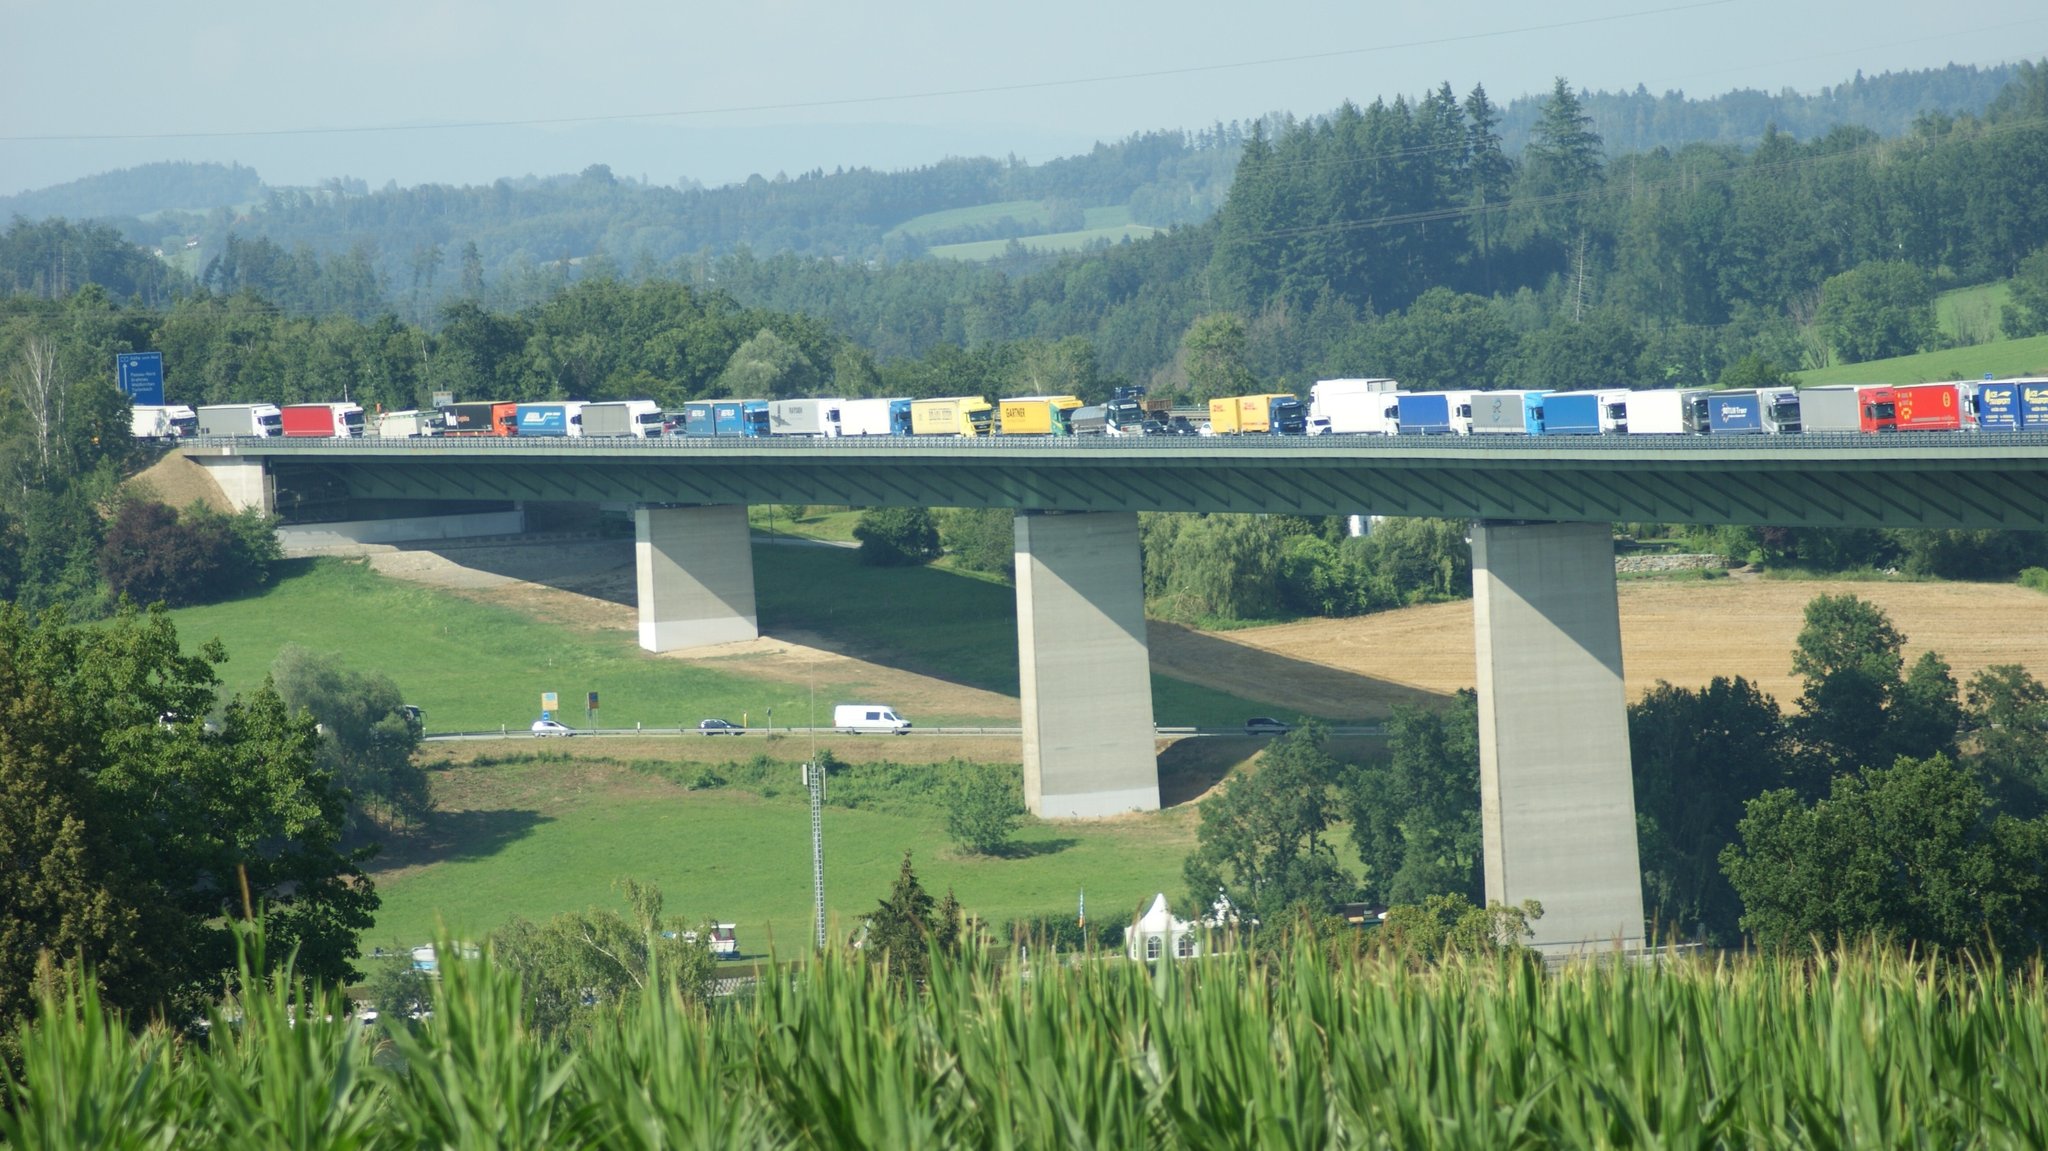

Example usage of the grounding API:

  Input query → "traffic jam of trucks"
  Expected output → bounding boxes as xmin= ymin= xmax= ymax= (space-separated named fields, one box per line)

xmin=144 ymin=377 xmax=2048 ymax=443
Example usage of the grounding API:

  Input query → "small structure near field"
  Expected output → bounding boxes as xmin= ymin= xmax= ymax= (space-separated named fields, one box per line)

xmin=1126 ymin=894 xmax=1201 ymax=962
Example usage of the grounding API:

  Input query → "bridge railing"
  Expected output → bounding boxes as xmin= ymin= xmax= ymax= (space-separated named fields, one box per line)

xmin=186 ymin=430 xmax=2048 ymax=454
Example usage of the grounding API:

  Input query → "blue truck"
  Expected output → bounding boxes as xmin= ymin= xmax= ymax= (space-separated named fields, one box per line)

xmin=1540 ymin=391 xmax=1604 ymax=436
xmin=513 ymin=402 xmax=584 ymax=436
xmin=683 ymin=399 xmax=771 ymax=437
xmin=1394 ymin=391 xmax=1472 ymax=435
xmin=1704 ymin=391 xmax=1767 ymax=434
xmin=1975 ymin=379 xmax=2048 ymax=430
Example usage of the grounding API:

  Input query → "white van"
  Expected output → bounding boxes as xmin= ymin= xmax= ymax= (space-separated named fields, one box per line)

xmin=834 ymin=703 xmax=911 ymax=734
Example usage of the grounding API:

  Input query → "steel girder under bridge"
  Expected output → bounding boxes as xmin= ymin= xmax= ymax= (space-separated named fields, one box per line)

xmin=199 ymin=432 xmax=2048 ymax=531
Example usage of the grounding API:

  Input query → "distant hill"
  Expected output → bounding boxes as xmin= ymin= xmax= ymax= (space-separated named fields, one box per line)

xmin=0 ymin=160 xmax=263 ymax=222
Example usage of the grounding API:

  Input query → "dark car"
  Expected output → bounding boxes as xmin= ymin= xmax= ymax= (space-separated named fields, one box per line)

xmin=1244 ymin=716 xmax=1290 ymax=735
xmin=1153 ymin=415 xmax=1199 ymax=436
xmin=697 ymin=718 xmax=743 ymax=735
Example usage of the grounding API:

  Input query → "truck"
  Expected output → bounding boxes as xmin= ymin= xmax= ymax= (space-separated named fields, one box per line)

xmin=1540 ymin=390 xmax=1627 ymax=435
xmin=376 ymin=409 xmax=443 ymax=438
xmin=834 ymin=703 xmax=911 ymax=734
xmin=1890 ymin=382 xmax=1965 ymax=432
xmin=998 ymin=395 xmax=1083 ymax=435
xmin=1757 ymin=386 xmax=1803 ymax=434
xmin=195 ymin=403 xmax=284 ymax=437
xmin=1393 ymin=391 xmax=1474 ymax=435
xmin=909 ymin=396 xmax=993 ymax=436
xmin=839 ymin=397 xmax=912 ymax=436
xmin=582 ymin=399 xmax=665 ymax=438
xmin=1208 ymin=393 xmax=1308 ymax=435
xmin=1974 ymin=378 xmax=2048 ymax=430
xmin=440 ymin=401 xmax=517 ymax=436
xmin=514 ymin=402 xmax=586 ymax=436
xmin=130 ymin=404 xmax=197 ymax=441
xmin=280 ymin=402 xmax=366 ymax=437
xmin=1470 ymin=390 xmax=1547 ymax=435
xmin=767 ymin=397 xmax=846 ymax=437
xmin=1620 ymin=389 xmax=1698 ymax=435
xmin=681 ymin=399 xmax=770 ymax=437
xmin=1702 ymin=390 xmax=1767 ymax=435
xmin=1104 ymin=385 xmax=1168 ymax=435
xmin=1069 ymin=405 xmax=1110 ymax=436
xmin=1309 ymin=381 xmax=1402 ymax=435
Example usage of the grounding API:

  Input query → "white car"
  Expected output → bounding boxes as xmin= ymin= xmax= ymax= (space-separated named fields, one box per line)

xmin=531 ymin=718 xmax=576 ymax=737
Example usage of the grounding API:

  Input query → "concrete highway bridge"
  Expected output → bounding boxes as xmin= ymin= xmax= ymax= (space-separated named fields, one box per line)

xmin=186 ymin=432 xmax=2048 ymax=954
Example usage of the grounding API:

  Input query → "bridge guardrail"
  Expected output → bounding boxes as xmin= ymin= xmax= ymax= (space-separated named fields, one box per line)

xmin=185 ymin=429 xmax=2048 ymax=454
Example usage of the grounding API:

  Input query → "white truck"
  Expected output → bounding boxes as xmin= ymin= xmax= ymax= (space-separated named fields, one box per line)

xmin=834 ymin=703 xmax=911 ymax=734
xmin=1618 ymin=389 xmax=1703 ymax=435
xmin=195 ymin=403 xmax=284 ymax=437
xmin=376 ymin=409 xmax=444 ymax=438
xmin=768 ymin=397 xmax=846 ymax=437
xmin=839 ymin=397 xmax=910 ymax=437
xmin=130 ymin=404 xmax=198 ymax=441
xmin=1308 ymin=379 xmax=1402 ymax=435
xmin=581 ymin=399 xmax=665 ymax=437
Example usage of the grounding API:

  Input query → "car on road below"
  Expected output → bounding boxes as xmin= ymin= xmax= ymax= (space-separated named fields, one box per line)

xmin=1244 ymin=716 xmax=1290 ymax=735
xmin=531 ymin=718 xmax=576 ymax=737
xmin=697 ymin=718 xmax=743 ymax=735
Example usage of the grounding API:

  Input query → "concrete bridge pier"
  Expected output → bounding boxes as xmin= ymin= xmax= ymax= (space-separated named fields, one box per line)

xmin=1014 ymin=510 xmax=1161 ymax=818
xmin=1470 ymin=520 xmax=1646 ymax=955
xmin=635 ymin=504 xmax=759 ymax=652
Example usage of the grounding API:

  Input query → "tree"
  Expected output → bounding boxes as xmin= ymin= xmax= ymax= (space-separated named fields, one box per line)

xmin=1816 ymin=260 xmax=1936 ymax=363
xmin=0 ymin=604 xmax=375 ymax=1035
xmin=1178 ymin=313 xmax=1257 ymax=402
xmin=1788 ymin=594 xmax=1959 ymax=791
xmin=715 ymin=327 xmax=821 ymax=399
xmin=1714 ymin=354 xmax=1796 ymax=392
xmin=1372 ymin=893 xmax=1542 ymax=961
xmin=1628 ymin=676 xmax=1789 ymax=944
xmin=862 ymin=852 xmax=937 ymax=985
xmin=485 ymin=878 xmax=718 ymax=1041
xmin=1721 ymin=755 xmax=2048 ymax=953
xmin=1184 ymin=723 xmax=1355 ymax=922
xmin=939 ymin=507 xmax=1015 ymax=579
xmin=1523 ymin=77 xmax=1604 ymax=241
xmin=853 ymin=506 xmax=941 ymax=567
xmin=945 ymin=764 xmax=1025 ymax=855
xmin=2003 ymin=244 xmax=2048 ymax=338
xmin=98 ymin=498 xmax=281 ymax=608
xmin=270 ymin=644 xmax=429 ymax=829
xmin=1961 ymin=664 xmax=2048 ymax=818
xmin=1343 ymin=692 xmax=1483 ymax=906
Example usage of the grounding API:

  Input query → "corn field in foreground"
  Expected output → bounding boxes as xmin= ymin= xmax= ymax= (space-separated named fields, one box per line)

xmin=5 ymin=938 xmax=2046 ymax=1150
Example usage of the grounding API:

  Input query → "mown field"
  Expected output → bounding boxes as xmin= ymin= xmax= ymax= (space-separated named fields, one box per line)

xmin=1795 ymin=331 xmax=2048 ymax=386
xmin=166 ymin=545 xmax=1277 ymax=733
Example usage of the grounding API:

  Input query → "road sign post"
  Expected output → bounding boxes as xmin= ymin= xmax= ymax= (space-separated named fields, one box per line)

xmin=587 ymin=691 xmax=597 ymax=728
xmin=541 ymin=691 xmax=558 ymax=722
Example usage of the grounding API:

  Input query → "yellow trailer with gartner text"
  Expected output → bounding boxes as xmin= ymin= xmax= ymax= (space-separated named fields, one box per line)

xmin=997 ymin=395 xmax=1083 ymax=435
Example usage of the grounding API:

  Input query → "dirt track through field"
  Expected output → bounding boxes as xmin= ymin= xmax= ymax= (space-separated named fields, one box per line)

xmin=356 ymin=538 xmax=2048 ymax=723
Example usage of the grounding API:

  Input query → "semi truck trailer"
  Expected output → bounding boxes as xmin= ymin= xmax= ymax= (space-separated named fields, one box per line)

xmin=195 ymin=403 xmax=284 ymax=437
xmin=582 ymin=400 xmax=665 ymax=437
xmin=1208 ymin=393 xmax=1308 ymax=435
xmin=910 ymin=396 xmax=994 ymax=436
xmin=279 ymin=402 xmax=366 ymax=437
xmin=998 ymin=395 xmax=1083 ymax=435
xmin=130 ymin=404 xmax=197 ymax=440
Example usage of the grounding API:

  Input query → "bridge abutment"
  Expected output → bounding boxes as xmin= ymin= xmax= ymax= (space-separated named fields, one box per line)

xmin=1014 ymin=510 xmax=1161 ymax=818
xmin=634 ymin=504 xmax=759 ymax=652
xmin=1470 ymin=520 xmax=1646 ymax=955
xmin=190 ymin=453 xmax=273 ymax=515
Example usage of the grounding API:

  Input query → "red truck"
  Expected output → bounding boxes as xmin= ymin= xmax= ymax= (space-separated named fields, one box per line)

xmin=1890 ymin=382 xmax=1966 ymax=431
xmin=279 ymin=402 xmax=366 ymax=437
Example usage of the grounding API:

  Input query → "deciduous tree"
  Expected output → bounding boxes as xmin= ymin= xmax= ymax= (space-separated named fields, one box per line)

xmin=1184 ymin=723 xmax=1355 ymax=922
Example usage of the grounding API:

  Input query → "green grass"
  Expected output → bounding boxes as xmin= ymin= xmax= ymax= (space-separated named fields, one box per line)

xmin=1936 ymin=280 xmax=2012 ymax=343
xmin=930 ymin=222 xmax=1159 ymax=262
xmin=167 ymin=545 xmax=1295 ymax=733
xmin=368 ymin=750 xmax=1202 ymax=952
xmin=1795 ymin=332 xmax=2048 ymax=386
xmin=747 ymin=504 xmax=860 ymax=541
xmin=886 ymin=199 xmax=1053 ymax=238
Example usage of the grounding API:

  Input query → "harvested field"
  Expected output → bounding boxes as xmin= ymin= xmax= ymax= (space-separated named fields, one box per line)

xmin=1172 ymin=579 xmax=2048 ymax=716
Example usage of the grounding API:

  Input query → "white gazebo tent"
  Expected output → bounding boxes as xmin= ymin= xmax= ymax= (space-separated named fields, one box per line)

xmin=1126 ymin=893 xmax=1201 ymax=961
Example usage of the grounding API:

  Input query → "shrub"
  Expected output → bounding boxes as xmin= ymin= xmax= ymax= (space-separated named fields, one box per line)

xmin=853 ymin=507 xmax=941 ymax=567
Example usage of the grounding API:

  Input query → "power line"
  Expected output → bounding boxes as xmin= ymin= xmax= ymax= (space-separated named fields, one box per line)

xmin=1 ymin=1 xmax=1738 ymax=144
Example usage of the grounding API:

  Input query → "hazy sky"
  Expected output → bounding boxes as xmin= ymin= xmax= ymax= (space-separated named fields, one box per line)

xmin=2 ymin=0 xmax=2042 ymax=194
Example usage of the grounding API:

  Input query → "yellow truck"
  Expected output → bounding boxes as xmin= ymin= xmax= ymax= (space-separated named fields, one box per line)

xmin=997 ymin=395 xmax=1083 ymax=436
xmin=1207 ymin=393 xmax=1309 ymax=435
xmin=909 ymin=396 xmax=994 ymax=436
